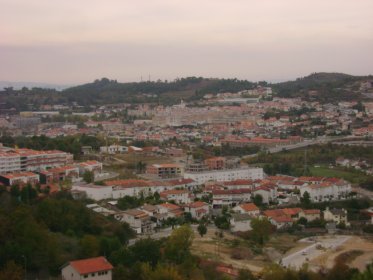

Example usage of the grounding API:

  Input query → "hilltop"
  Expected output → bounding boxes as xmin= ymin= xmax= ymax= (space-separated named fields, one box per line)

xmin=272 ymin=72 xmax=372 ymax=101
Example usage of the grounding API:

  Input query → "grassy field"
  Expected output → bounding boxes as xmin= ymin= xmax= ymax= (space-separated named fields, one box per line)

xmin=310 ymin=166 xmax=371 ymax=184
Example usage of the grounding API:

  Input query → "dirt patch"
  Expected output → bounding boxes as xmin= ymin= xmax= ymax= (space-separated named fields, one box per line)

xmin=310 ymin=236 xmax=373 ymax=271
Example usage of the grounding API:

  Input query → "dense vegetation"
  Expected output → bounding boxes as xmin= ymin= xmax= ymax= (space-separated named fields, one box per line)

xmin=0 ymin=188 xmax=135 ymax=278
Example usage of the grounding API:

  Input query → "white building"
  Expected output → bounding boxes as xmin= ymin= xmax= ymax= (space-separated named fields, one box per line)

xmin=160 ymin=189 xmax=191 ymax=204
xmin=72 ymin=184 xmax=113 ymax=201
xmin=230 ymin=213 xmax=252 ymax=232
xmin=323 ymin=207 xmax=350 ymax=226
xmin=0 ymin=147 xmax=72 ymax=174
xmin=115 ymin=209 xmax=155 ymax=234
xmin=300 ymin=180 xmax=351 ymax=202
xmin=232 ymin=203 xmax=260 ymax=216
xmin=184 ymin=201 xmax=210 ymax=220
xmin=212 ymin=189 xmax=252 ymax=208
xmin=61 ymin=256 xmax=113 ymax=280
xmin=100 ymin=145 xmax=128 ymax=154
xmin=184 ymin=167 xmax=264 ymax=185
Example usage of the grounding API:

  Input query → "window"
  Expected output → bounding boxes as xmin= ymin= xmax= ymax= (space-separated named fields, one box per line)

xmin=84 ymin=275 xmax=88 ymax=278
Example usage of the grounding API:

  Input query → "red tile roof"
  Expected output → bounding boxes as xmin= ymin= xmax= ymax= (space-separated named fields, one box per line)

xmin=69 ymin=257 xmax=113 ymax=275
xmin=238 ymin=203 xmax=259 ymax=212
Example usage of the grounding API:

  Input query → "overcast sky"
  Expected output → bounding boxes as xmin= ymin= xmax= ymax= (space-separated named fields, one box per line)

xmin=1 ymin=0 xmax=373 ymax=84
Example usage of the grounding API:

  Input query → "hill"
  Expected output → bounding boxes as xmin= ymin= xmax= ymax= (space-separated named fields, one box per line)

xmin=0 ymin=73 xmax=371 ymax=111
xmin=271 ymin=72 xmax=372 ymax=102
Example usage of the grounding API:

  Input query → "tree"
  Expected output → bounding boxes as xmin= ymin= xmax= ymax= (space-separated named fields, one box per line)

xmin=197 ymin=222 xmax=207 ymax=237
xmin=0 ymin=261 xmax=24 ymax=280
xmin=301 ymin=191 xmax=311 ymax=206
xmin=250 ymin=217 xmax=273 ymax=245
xmin=237 ymin=269 xmax=255 ymax=280
xmin=140 ymin=263 xmax=184 ymax=280
xmin=129 ymin=238 xmax=161 ymax=267
xmin=165 ymin=225 xmax=194 ymax=264
xmin=83 ymin=171 xmax=94 ymax=183
xmin=79 ymin=235 xmax=99 ymax=258
xmin=253 ymin=194 xmax=263 ymax=207
xmin=353 ymin=264 xmax=373 ymax=280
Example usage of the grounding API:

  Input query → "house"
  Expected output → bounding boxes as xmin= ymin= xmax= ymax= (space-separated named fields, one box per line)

xmin=115 ymin=209 xmax=155 ymax=234
xmin=252 ymin=185 xmax=277 ymax=204
xmin=61 ymin=256 xmax=113 ymax=280
xmin=230 ymin=213 xmax=252 ymax=232
xmin=263 ymin=209 xmax=294 ymax=229
xmin=157 ymin=203 xmax=184 ymax=219
xmin=271 ymin=215 xmax=293 ymax=229
xmin=146 ymin=163 xmax=184 ymax=178
xmin=232 ymin=203 xmax=260 ymax=217
xmin=160 ymin=189 xmax=192 ymax=204
xmin=184 ymin=167 xmax=264 ymax=185
xmin=77 ymin=161 xmax=103 ymax=175
xmin=323 ymin=207 xmax=350 ymax=227
xmin=0 ymin=172 xmax=39 ymax=186
xmin=100 ymin=145 xmax=128 ymax=154
xmin=204 ymin=157 xmax=226 ymax=170
xmin=184 ymin=201 xmax=210 ymax=220
xmin=299 ymin=209 xmax=321 ymax=222
xmin=72 ymin=184 xmax=113 ymax=201
xmin=300 ymin=179 xmax=351 ymax=202
xmin=212 ymin=189 xmax=252 ymax=208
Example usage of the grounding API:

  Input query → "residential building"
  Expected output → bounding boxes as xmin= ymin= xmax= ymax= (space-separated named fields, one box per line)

xmin=184 ymin=201 xmax=210 ymax=220
xmin=232 ymin=203 xmax=259 ymax=216
xmin=146 ymin=163 xmax=184 ymax=178
xmin=77 ymin=161 xmax=103 ymax=175
xmin=61 ymin=256 xmax=113 ymax=280
xmin=100 ymin=145 xmax=128 ymax=154
xmin=184 ymin=167 xmax=264 ymax=185
xmin=115 ymin=209 xmax=155 ymax=234
xmin=160 ymin=189 xmax=191 ymax=204
xmin=72 ymin=184 xmax=113 ymax=201
xmin=299 ymin=209 xmax=321 ymax=222
xmin=212 ymin=189 xmax=252 ymax=208
xmin=0 ymin=147 xmax=72 ymax=174
xmin=204 ymin=157 xmax=226 ymax=170
xmin=300 ymin=180 xmax=351 ymax=202
xmin=323 ymin=207 xmax=350 ymax=226
xmin=0 ymin=172 xmax=39 ymax=186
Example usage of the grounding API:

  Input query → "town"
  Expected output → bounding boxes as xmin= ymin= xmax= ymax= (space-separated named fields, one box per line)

xmin=0 ymin=75 xmax=373 ymax=279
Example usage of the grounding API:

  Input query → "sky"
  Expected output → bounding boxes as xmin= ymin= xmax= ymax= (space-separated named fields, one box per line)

xmin=1 ymin=0 xmax=373 ymax=84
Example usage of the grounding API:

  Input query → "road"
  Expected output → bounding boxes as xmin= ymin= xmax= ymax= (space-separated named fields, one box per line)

xmin=280 ymin=235 xmax=351 ymax=270
xmin=243 ymin=136 xmax=354 ymax=159
xmin=352 ymin=186 xmax=373 ymax=200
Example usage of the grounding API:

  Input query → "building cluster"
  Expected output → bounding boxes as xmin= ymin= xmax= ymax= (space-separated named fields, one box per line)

xmin=0 ymin=144 xmax=104 ymax=187
xmin=71 ymin=170 xmax=353 ymax=234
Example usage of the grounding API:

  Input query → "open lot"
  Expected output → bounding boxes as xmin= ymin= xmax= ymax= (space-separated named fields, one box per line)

xmin=192 ymin=230 xmax=373 ymax=274
xmin=310 ymin=236 xmax=373 ymax=271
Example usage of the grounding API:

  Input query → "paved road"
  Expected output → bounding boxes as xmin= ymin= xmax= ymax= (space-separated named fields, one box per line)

xmin=280 ymin=235 xmax=351 ymax=269
xmin=243 ymin=136 xmax=354 ymax=159
xmin=352 ymin=186 xmax=373 ymax=200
